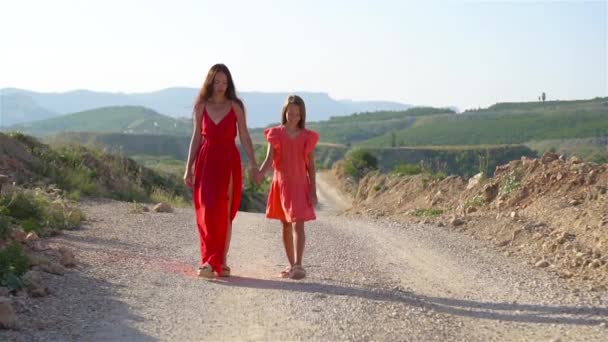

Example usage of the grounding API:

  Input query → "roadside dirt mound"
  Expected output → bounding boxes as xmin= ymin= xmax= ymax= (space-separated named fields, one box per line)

xmin=339 ymin=152 xmax=608 ymax=289
xmin=0 ymin=133 xmax=40 ymax=184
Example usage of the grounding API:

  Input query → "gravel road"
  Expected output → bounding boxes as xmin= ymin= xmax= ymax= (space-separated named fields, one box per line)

xmin=2 ymin=172 xmax=607 ymax=341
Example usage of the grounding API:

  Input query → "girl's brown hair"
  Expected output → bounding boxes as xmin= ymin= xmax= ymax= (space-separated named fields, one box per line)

xmin=281 ymin=95 xmax=306 ymax=129
xmin=193 ymin=63 xmax=244 ymax=114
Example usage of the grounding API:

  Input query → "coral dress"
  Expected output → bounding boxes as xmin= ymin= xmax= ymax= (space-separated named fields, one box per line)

xmin=193 ymin=104 xmax=242 ymax=273
xmin=264 ymin=125 xmax=319 ymax=223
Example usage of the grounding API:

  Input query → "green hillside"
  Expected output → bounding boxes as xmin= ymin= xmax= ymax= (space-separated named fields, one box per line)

xmin=5 ymin=106 xmax=192 ymax=137
xmin=47 ymin=132 xmax=192 ymax=160
xmin=359 ymin=97 xmax=608 ymax=147
xmin=249 ymin=106 xmax=455 ymax=145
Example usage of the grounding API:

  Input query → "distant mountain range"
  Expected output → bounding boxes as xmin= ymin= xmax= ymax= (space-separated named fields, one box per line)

xmin=0 ymin=87 xmax=413 ymax=128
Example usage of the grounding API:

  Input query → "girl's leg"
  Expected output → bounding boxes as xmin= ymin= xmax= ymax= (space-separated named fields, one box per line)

xmin=281 ymin=220 xmax=295 ymax=266
xmin=293 ymin=221 xmax=305 ymax=266
xmin=288 ymin=221 xmax=306 ymax=279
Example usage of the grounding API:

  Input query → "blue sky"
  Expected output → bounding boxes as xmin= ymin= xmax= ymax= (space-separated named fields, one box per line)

xmin=1 ymin=0 xmax=606 ymax=110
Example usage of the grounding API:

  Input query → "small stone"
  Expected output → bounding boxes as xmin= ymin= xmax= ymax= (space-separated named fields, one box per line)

xmin=152 ymin=202 xmax=173 ymax=213
xmin=40 ymin=263 xmax=66 ymax=276
xmin=483 ymin=183 xmax=499 ymax=202
xmin=535 ymin=260 xmax=550 ymax=268
xmin=21 ymin=271 xmax=48 ymax=297
xmin=25 ymin=232 xmax=39 ymax=241
xmin=466 ymin=172 xmax=484 ymax=189
xmin=0 ymin=298 xmax=17 ymax=329
xmin=570 ymin=156 xmax=582 ymax=164
xmin=450 ymin=217 xmax=465 ymax=226
xmin=569 ymin=199 xmax=582 ymax=206
xmin=496 ymin=239 xmax=510 ymax=247
xmin=58 ymin=247 xmax=77 ymax=268
xmin=589 ymin=259 xmax=602 ymax=268
xmin=12 ymin=230 xmax=27 ymax=242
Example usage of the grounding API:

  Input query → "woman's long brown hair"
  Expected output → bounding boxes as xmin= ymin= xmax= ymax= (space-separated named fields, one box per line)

xmin=193 ymin=63 xmax=244 ymax=114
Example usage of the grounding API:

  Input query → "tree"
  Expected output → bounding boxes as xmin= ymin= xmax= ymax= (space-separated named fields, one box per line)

xmin=541 ymin=92 xmax=546 ymax=102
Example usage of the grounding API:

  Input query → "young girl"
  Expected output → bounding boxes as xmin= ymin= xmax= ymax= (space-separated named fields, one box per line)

xmin=259 ymin=95 xmax=319 ymax=280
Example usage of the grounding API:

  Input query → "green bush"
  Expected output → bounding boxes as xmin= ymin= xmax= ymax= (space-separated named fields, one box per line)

xmin=0 ymin=190 xmax=85 ymax=235
xmin=343 ymin=148 xmax=378 ymax=180
xmin=393 ymin=162 xmax=424 ymax=175
xmin=1 ymin=191 xmax=44 ymax=221
xmin=0 ymin=214 xmax=10 ymax=240
xmin=0 ymin=242 xmax=30 ymax=290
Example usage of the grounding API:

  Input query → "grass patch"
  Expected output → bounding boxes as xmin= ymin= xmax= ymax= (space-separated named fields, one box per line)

xmin=501 ymin=169 xmax=523 ymax=195
xmin=393 ymin=162 xmax=424 ymax=175
xmin=150 ymin=187 xmax=190 ymax=208
xmin=0 ymin=189 xmax=85 ymax=236
xmin=128 ymin=201 xmax=147 ymax=214
xmin=413 ymin=208 xmax=444 ymax=218
xmin=465 ymin=195 xmax=486 ymax=208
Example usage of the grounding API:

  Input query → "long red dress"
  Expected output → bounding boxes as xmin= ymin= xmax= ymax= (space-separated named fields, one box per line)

xmin=193 ymin=104 xmax=242 ymax=274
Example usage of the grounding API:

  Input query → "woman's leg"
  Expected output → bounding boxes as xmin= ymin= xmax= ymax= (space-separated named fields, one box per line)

xmin=223 ymin=172 xmax=234 ymax=268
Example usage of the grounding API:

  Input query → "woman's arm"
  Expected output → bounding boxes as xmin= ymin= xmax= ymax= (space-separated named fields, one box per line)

xmin=183 ymin=106 xmax=204 ymax=188
xmin=233 ymin=102 xmax=260 ymax=183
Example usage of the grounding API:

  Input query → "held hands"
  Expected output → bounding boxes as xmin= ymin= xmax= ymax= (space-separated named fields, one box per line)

xmin=250 ymin=166 xmax=263 ymax=185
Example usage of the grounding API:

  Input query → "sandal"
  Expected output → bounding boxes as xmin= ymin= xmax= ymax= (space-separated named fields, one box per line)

xmin=289 ymin=265 xmax=306 ymax=280
xmin=279 ymin=266 xmax=292 ymax=278
xmin=196 ymin=264 xmax=215 ymax=279
xmin=220 ymin=265 xmax=231 ymax=277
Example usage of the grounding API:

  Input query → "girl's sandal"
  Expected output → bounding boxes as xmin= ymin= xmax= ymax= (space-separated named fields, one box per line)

xmin=220 ymin=265 xmax=231 ymax=277
xmin=197 ymin=264 xmax=215 ymax=279
xmin=279 ymin=266 xmax=292 ymax=278
xmin=289 ymin=265 xmax=306 ymax=280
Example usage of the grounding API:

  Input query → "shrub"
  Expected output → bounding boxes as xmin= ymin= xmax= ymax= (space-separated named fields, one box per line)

xmin=0 ymin=242 xmax=30 ymax=290
xmin=393 ymin=162 xmax=424 ymax=175
xmin=343 ymin=148 xmax=378 ymax=180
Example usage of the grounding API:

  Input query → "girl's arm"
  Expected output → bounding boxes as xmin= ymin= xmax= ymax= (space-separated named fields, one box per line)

xmin=233 ymin=102 xmax=260 ymax=182
xmin=184 ymin=106 xmax=204 ymax=188
xmin=259 ymin=143 xmax=274 ymax=175
xmin=307 ymin=150 xmax=318 ymax=206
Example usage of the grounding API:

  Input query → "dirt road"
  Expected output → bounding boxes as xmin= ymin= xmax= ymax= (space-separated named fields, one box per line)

xmin=2 ymin=172 xmax=607 ymax=341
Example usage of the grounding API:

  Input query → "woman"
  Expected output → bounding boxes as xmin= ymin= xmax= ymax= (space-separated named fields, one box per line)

xmin=183 ymin=63 xmax=259 ymax=278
